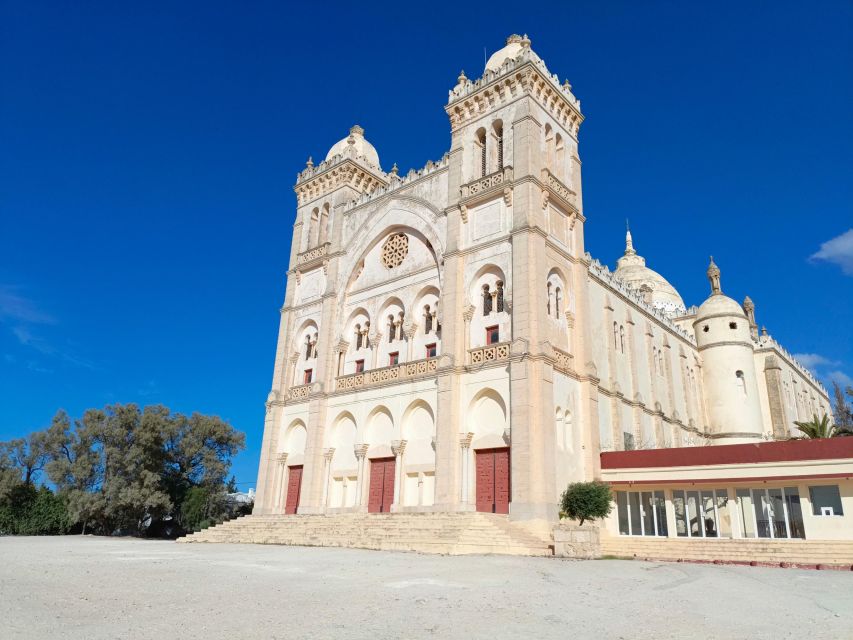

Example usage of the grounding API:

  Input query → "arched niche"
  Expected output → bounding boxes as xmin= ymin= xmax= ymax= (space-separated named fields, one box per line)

xmin=467 ymin=388 xmax=508 ymax=449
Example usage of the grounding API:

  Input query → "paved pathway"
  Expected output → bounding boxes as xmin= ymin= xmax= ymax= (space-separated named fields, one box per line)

xmin=1 ymin=536 xmax=851 ymax=639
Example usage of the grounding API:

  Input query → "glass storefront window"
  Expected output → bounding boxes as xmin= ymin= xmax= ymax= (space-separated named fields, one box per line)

xmin=785 ymin=487 xmax=805 ymax=539
xmin=615 ymin=490 xmax=667 ymax=536
xmin=673 ymin=492 xmax=687 ymax=537
xmin=628 ymin=491 xmax=642 ymax=535
xmin=617 ymin=491 xmax=629 ymax=535
xmin=715 ymin=490 xmax=732 ymax=538
xmin=654 ymin=491 xmax=668 ymax=537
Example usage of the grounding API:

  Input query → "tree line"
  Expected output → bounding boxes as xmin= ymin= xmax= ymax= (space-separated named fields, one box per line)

xmin=0 ymin=404 xmax=245 ymax=537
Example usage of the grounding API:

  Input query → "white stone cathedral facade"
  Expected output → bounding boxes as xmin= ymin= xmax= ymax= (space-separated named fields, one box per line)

xmin=254 ymin=35 xmax=830 ymax=524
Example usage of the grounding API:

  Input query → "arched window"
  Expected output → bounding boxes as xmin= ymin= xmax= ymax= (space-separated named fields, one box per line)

xmin=388 ymin=315 xmax=395 ymax=343
xmin=355 ymin=324 xmax=363 ymax=350
xmin=482 ymin=284 xmax=492 ymax=315
xmin=493 ymin=121 xmax=504 ymax=171
xmin=496 ymin=281 xmax=504 ymax=313
xmin=476 ymin=128 xmax=487 ymax=178
xmin=735 ymin=370 xmax=746 ymax=395
xmin=423 ymin=305 xmax=432 ymax=334
xmin=308 ymin=207 xmax=320 ymax=248
xmin=318 ymin=203 xmax=330 ymax=245
xmin=619 ymin=325 xmax=625 ymax=354
xmin=305 ymin=334 xmax=313 ymax=360
xmin=546 ymin=282 xmax=552 ymax=315
xmin=555 ymin=133 xmax=565 ymax=178
xmin=613 ymin=322 xmax=619 ymax=349
xmin=544 ymin=124 xmax=554 ymax=168
xmin=555 ymin=287 xmax=562 ymax=317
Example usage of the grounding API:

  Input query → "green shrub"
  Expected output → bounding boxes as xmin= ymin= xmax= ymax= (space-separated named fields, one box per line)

xmin=180 ymin=486 xmax=210 ymax=532
xmin=559 ymin=481 xmax=614 ymax=526
xmin=0 ymin=484 xmax=71 ymax=535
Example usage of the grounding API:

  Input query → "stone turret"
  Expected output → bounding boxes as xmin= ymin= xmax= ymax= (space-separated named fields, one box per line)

xmin=693 ymin=258 xmax=764 ymax=443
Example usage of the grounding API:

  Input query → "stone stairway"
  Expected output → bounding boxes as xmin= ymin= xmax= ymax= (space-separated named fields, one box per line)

xmin=601 ymin=534 xmax=853 ymax=566
xmin=177 ymin=512 xmax=553 ymax=556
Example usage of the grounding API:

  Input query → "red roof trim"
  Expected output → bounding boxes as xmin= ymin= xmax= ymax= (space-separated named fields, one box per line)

xmin=607 ymin=472 xmax=853 ymax=486
xmin=601 ymin=438 xmax=853 ymax=470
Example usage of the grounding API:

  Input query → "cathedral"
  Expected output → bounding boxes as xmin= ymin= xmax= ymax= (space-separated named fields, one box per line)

xmin=253 ymin=34 xmax=831 ymax=529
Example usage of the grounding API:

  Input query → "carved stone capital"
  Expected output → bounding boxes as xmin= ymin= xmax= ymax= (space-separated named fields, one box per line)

xmin=276 ymin=452 xmax=289 ymax=465
xmin=460 ymin=204 xmax=469 ymax=224
xmin=463 ymin=304 xmax=476 ymax=322
xmin=354 ymin=444 xmax=369 ymax=460
xmin=391 ymin=439 xmax=407 ymax=456
xmin=503 ymin=186 xmax=512 ymax=206
xmin=323 ymin=447 xmax=335 ymax=461
xmin=459 ymin=431 xmax=474 ymax=448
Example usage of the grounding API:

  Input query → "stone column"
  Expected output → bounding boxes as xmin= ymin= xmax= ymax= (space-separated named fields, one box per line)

xmin=369 ymin=332 xmax=382 ymax=369
xmin=354 ymin=444 xmax=368 ymax=508
xmin=321 ymin=448 xmax=335 ymax=510
xmin=274 ymin=453 xmax=288 ymax=512
xmin=391 ymin=439 xmax=406 ymax=508
xmin=404 ymin=325 xmax=417 ymax=362
xmin=459 ymin=432 xmax=474 ymax=505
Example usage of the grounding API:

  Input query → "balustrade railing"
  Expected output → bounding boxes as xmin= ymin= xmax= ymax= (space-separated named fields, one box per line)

xmin=468 ymin=342 xmax=510 ymax=365
xmin=460 ymin=166 xmax=513 ymax=200
xmin=335 ymin=357 xmax=438 ymax=391
xmin=297 ymin=242 xmax=329 ymax=265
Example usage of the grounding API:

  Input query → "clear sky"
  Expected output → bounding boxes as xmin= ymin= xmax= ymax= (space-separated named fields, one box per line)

xmin=2 ymin=1 xmax=851 ymax=489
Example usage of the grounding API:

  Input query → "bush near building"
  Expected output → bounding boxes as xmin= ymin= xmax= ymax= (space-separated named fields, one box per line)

xmin=560 ymin=481 xmax=614 ymax=526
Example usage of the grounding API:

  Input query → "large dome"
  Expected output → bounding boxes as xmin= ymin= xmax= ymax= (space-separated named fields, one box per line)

xmin=485 ymin=34 xmax=541 ymax=72
xmin=325 ymin=125 xmax=381 ymax=169
xmin=614 ymin=230 xmax=686 ymax=316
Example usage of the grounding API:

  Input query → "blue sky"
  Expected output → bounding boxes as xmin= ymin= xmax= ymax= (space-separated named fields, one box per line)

xmin=2 ymin=2 xmax=851 ymax=488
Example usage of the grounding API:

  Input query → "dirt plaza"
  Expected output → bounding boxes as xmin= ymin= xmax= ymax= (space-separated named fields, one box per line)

xmin=1 ymin=536 xmax=851 ymax=639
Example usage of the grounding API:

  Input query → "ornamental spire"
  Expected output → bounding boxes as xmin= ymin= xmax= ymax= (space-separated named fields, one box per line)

xmin=625 ymin=220 xmax=636 ymax=256
xmin=707 ymin=256 xmax=722 ymax=295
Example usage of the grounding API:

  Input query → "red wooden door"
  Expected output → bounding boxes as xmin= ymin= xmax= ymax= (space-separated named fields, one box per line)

xmin=284 ymin=465 xmax=303 ymax=515
xmin=368 ymin=457 xmax=396 ymax=513
xmin=494 ymin=448 xmax=510 ymax=514
xmin=475 ymin=450 xmax=494 ymax=512
xmin=475 ymin=448 xmax=510 ymax=514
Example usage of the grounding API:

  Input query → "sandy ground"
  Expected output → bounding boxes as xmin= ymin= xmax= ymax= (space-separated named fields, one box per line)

xmin=1 ymin=537 xmax=851 ymax=639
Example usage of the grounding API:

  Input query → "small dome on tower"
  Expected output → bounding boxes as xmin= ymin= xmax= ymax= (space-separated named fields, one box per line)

xmin=485 ymin=34 xmax=541 ymax=72
xmin=325 ymin=125 xmax=381 ymax=169
xmin=614 ymin=228 xmax=686 ymax=316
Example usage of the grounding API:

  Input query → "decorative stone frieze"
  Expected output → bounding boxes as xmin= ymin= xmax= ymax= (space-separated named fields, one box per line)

xmin=295 ymin=160 xmax=387 ymax=206
xmin=445 ymin=45 xmax=583 ymax=135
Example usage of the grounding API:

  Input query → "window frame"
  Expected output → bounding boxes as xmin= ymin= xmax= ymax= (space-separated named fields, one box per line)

xmin=485 ymin=325 xmax=500 ymax=345
xmin=425 ymin=343 xmax=437 ymax=359
xmin=302 ymin=369 xmax=313 ymax=384
xmin=388 ymin=351 xmax=400 ymax=366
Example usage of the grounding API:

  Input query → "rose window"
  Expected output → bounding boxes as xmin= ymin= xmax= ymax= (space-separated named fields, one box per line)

xmin=381 ymin=233 xmax=409 ymax=269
